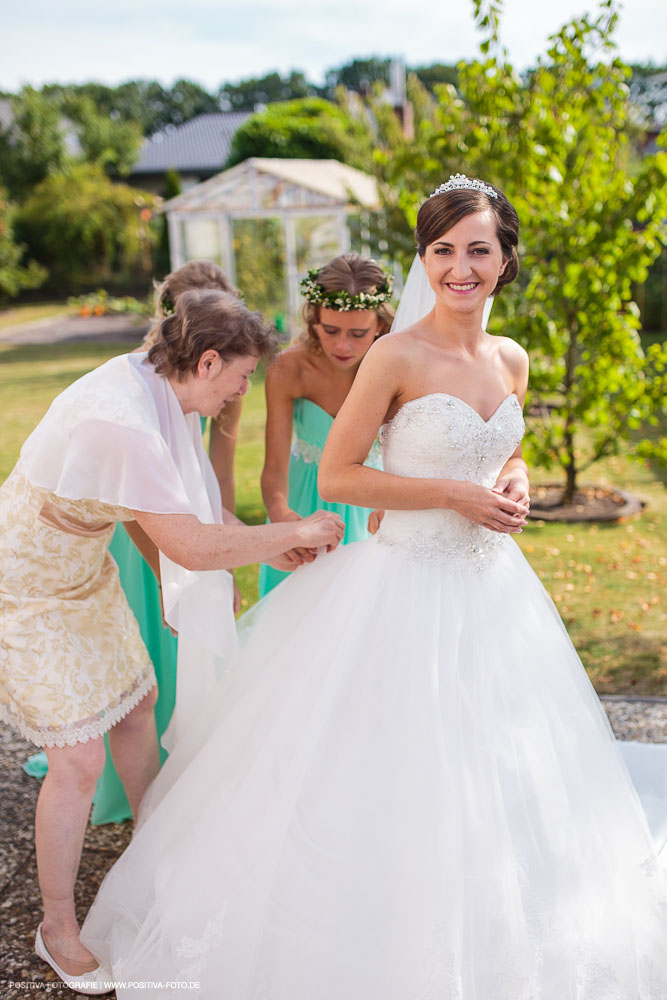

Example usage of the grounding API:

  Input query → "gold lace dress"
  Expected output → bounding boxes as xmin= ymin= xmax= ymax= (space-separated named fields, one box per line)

xmin=0 ymin=465 xmax=156 ymax=748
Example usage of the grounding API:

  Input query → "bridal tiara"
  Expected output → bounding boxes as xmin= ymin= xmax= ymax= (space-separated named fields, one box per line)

xmin=429 ymin=174 xmax=498 ymax=200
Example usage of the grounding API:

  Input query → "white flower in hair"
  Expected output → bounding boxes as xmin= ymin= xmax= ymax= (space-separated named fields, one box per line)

xmin=430 ymin=174 xmax=498 ymax=200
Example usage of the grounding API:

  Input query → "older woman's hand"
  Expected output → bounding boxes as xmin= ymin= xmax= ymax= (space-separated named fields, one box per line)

xmin=295 ymin=510 xmax=345 ymax=552
xmin=266 ymin=511 xmax=345 ymax=571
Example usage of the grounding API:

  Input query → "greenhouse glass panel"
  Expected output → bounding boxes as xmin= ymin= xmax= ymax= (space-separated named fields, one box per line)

xmin=181 ymin=217 xmax=224 ymax=266
xmin=232 ymin=218 xmax=288 ymax=329
xmin=295 ymin=216 xmax=342 ymax=273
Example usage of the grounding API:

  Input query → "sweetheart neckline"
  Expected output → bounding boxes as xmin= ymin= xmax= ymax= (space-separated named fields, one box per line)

xmin=297 ymin=398 xmax=337 ymax=421
xmin=385 ymin=392 xmax=519 ymax=427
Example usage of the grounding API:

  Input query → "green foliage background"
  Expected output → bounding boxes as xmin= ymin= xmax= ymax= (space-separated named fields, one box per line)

xmin=15 ymin=165 xmax=158 ymax=290
xmin=225 ymin=98 xmax=373 ymax=169
xmin=375 ymin=0 xmax=667 ymax=499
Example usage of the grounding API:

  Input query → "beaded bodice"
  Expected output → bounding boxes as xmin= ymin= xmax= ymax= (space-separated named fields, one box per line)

xmin=376 ymin=393 xmax=525 ymax=567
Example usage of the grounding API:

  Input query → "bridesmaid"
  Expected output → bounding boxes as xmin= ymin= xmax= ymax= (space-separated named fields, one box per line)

xmin=94 ymin=260 xmax=244 ymax=824
xmin=259 ymin=254 xmax=394 ymax=595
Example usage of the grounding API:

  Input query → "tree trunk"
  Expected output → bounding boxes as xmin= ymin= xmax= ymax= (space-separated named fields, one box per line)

xmin=562 ymin=414 xmax=577 ymax=506
xmin=562 ymin=311 xmax=578 ymax=507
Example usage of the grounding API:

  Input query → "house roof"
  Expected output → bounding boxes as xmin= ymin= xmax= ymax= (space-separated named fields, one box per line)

xmin=162 ymin=157 xmax=380 ymax=213
xmin=131 ymin=112 xmax=252 ymax=174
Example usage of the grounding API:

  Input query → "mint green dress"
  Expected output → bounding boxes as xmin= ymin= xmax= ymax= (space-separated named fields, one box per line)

xmin=87 ymin=525 xmax=177 ymax=823
xmin=259 ymin=398 xmax=382 ymax=596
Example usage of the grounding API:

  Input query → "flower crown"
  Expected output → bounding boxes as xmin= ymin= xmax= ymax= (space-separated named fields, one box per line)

xmin=429 ymin=173 xmax=498 ymax=200
xmin=300 ymin=267 xmax=394 ymax=312
xmin=159 ymin=293 xmax=175 ymax=316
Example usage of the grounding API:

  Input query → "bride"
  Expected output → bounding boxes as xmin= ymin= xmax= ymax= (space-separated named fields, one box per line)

xmin=83 ymin=176 xmax=667 ymax=998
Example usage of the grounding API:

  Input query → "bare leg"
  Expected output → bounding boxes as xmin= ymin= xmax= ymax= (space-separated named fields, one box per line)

xmin=36 ymin=738 xmax=106 ymax=973
xmin=107 ymin=685 xmax=160 ymax=819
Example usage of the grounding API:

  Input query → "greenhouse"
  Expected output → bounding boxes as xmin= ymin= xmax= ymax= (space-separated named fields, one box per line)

xmin=162 ymin=157 xmax=381 ymax=333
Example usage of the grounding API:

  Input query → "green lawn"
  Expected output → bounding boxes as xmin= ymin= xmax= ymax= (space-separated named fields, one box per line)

xmin=1 ymin=340 xmax=665 ymax=695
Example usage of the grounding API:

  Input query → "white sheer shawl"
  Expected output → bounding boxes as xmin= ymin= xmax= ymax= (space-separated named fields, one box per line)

xmin=19 ymin=351 xmax=237 ymax=745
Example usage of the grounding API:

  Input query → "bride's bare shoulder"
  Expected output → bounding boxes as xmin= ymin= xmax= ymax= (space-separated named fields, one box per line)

xmin=495 ymin=336 xmax=528 ymax=371
xmin=494 ymin=336 xmax=529 ymax=396
xmin=365 ymin=327 xmax=424 ymax=367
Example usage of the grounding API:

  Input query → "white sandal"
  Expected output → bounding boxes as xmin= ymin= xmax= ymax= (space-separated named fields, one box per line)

xmin=35 ymin=924 xmax=114 ymax=995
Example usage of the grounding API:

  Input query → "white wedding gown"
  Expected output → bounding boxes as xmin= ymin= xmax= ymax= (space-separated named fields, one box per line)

xmin=83 ymin=393 xmax=667 ymax=999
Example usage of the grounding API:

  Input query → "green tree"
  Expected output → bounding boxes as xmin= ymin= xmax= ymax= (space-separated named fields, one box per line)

xmin=325 ymin=58 xmax=391 ymax=95
xmin=42 ymin=79 xmax=219 ymax=136
xmin=167 ymin=79 xmax=221 ymax=124
xmin=45 ymin=80 xmax=171 ymax=135
xmin=60 ymin=94 xmax=143 ymax=175
xmin=0 ymin=87 xmax=67 ymax=199
xmin=16 ymin=163 xmax=158 ymax=290
xmin=155 ymin=169 xmax=183 ymax=276
xmin=0 ymin=86 xmax=144 ymax=201
xmin=411 ymin=63 xmax=460 ymax=93
xmin=225 ymin=97 xmax=373 ymax=169
xmin=379 ymin=0 xmax=667 ymax=503
xmin=220 ymin=71 xmax=314 ymax=111
xmin=628 ymin=62 xmax=667 ymax=129
xmin=0 ymin=188 xmax=46 ymax=300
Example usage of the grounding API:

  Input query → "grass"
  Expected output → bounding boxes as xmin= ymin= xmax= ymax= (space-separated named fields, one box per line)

xmin=1 ymin=340 xmax=665 ymax=695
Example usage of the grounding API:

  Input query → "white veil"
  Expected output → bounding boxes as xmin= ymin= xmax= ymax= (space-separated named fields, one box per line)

xmin=391 ymin=254 xmax=494 ymax=333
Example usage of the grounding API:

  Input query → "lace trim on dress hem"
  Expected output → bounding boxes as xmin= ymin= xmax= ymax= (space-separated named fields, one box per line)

xmin=0 ymin=666 xmax=157 ymax=748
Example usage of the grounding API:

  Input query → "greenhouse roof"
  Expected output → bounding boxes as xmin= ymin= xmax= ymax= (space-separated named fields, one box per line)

xmin=162 ymin=158 xmax=380 ymax=214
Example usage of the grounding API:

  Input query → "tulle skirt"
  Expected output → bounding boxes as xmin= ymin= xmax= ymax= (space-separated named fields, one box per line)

xmin=83 ymin=537 xmax=667 ymax=999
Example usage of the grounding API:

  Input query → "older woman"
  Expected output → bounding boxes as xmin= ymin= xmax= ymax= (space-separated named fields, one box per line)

xmin=0 ymin=288 xmax=343 ymax=993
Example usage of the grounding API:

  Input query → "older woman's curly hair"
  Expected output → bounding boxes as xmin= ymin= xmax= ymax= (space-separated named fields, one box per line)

xmin=300 ymin=254 xmax=395 ymax=354
xmin=148 ymin=289 xmax=278 ymax=379
xmin=143 ymin=259 xmax=241 ymax=350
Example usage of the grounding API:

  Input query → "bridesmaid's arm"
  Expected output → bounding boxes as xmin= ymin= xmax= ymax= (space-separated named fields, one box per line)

xmin=209 ymin=397 xmax=243 ymax=513
xmin=123 ymin=520 xmax=161 ymax=578
xmin=319 ymin=337 xmax=528 ymax=533
xmin=260 ymin=357 xmax=316 ymax=567
xmin=260 ymin=359 xmax=298 ymax=524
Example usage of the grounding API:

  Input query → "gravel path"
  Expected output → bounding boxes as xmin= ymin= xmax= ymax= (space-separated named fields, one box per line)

xmin=1 ymin=698 xmax=665 ymax=998
xmin=0 ymin=314 xmax=149 ymax=346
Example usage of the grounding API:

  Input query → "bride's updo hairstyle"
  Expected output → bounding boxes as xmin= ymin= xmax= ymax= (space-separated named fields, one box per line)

xmin=301 ymin=253 xmax=395 ymax=354
xmin=149 ymin=289 xmax=278 ymax=379
xmin=415 ymin=183 xmax=519 ymax=295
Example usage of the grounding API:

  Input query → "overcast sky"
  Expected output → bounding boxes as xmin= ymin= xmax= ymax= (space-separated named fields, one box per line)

xmin=4 ymin=0 xmax=666 ymax=93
